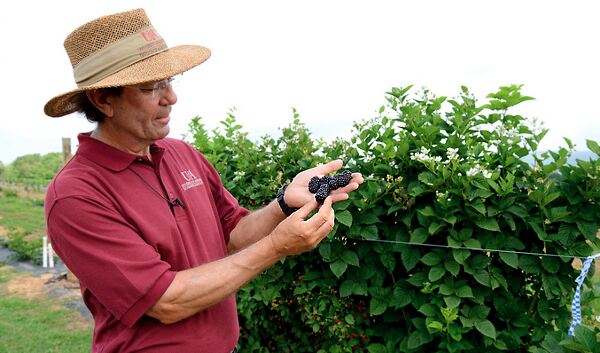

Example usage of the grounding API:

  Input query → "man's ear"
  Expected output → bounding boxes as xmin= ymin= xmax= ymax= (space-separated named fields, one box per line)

xmin=85 ymin=89 xmax=115 ymax=118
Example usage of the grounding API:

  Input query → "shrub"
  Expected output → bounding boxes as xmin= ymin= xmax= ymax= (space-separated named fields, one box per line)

xmin=186 ymin=85 xmax=599 ymax=352
xmin=4 ymin=231 xmax=43 ymax=265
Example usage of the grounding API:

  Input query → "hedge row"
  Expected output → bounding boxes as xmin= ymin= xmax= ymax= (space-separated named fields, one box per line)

xmin=185 ymin=85 xmax=600 ymax=352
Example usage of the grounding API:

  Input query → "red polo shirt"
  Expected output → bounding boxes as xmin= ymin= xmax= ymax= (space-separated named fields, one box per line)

xmin=45 ymin=133 xmax=249 ymax=353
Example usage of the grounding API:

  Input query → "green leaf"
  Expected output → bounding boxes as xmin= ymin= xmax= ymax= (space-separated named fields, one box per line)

xmin=419 ymin=303 xmax=438 ymax=317
xmin=392 ymin=287 xmax=412 ymax=309
xmin=463 ymin=238 xmax=481 ymax=249
xmin=330 ymin=260 xmax=348 ymax=278
xmin=474 ymin=217 xmax=500 ymax=232
xmin=418 ymin=171 xmax=437 ymax=187
xmin=427 ymin=320 xmax=444 ymax=331
xmin=455 ymin=285 xmax=473 ymax=298
xmin=428 ymin=222 xmax=444 ymax=235
xmin=410 ymin=227 xmax=429 ymax=243
xmin=586 ymin=139 xmax=600 ymax=156
xmin=541 ymin=257 xmax=560 ymax=274
xmin=344 ymin=314 xmax=355 ymax=325
xmin=444 ymin=260 xmax=460 ymax=276
xmin=319 ymin=243 xmax=331 ymax=261
xmin=469 ymin=199 xmax=487 ymax=215
xmin=370 ymin=298 xmax=388 ymax=316
xmin=407 ymin=330 xmax=432 ymax=349
xmin=499 ymin=252 xmax=519 ymax=269
xmin=380 ymin=253 xmax=396 ymax=273
xmin=444 ymin=296 xmax=461 ymax=309
xmin=519 ymin=256 xmax=541 ymax=273
xmin=457 ymin=228 xmax=473 ymax=242
xmin=341 ymin=250 xmax=360 ymax=266
xmin=577 ymin=221 xmax=599 ymax=240
xmin=473 ymin=270 xmax=491 ymax=287
xmin=541 ymin=192 xmax=561 ymax=207
xmin=453 ymin=249 xmax=471 ymax=265
xmin=367 ymin=343 xmax=387 ymax=353
xmin=429 ymin=265 xmax=446 ymax=282
xmin=402 ymin=246 xmax=421 ymax=271
xmin=475 ymin=319 xmax=497 ymax=339
xmin=362 ymin=225 xmax=379 ymax=240
xmin=333 ymin=199 xmax=351 ymax=211
xmin=418 ymin=206 xmax=436 ymax=217
xmin=421 ymin=252 xmax=442 ymax=266
xmin=572 ymin=324 xmax=597 ymax=351
xmin=507 ymin=205 xmax=528 ymax=219
xmin=443 ymin=215 xmax=457 ymax=225
xmin=359 ymin=212 xmax=380 ymax=225
xmin=336 ymin=210 xmax=353 ymax=228
xmin=339 ymin=280 xmax=354 ymax=297
xmin=529 ymin=222 xmax=548 ymax=241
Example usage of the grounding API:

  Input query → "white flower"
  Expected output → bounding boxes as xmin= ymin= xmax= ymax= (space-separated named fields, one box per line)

xmin=466 ymin=167 xmax=479 ymax=177
xmin=466 ymin=163 xmax=492 ymax=179
xmin=436 ymin=191 xmax=447 ymax=200
xmin=446 ymin=148 xmax=459 ymax=161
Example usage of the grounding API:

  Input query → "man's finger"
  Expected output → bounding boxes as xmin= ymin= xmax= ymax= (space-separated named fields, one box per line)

xmin=293 ymin=198 xmax=319 ymax=219
xmin=314 ymin=160 xmax=343 ymax=175
xmin=308 ymin=196 xmax=333 ymax=227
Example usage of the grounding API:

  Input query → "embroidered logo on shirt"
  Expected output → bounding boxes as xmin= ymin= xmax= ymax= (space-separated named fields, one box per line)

xmin=180 ymin=170 xmax=203 ymax=190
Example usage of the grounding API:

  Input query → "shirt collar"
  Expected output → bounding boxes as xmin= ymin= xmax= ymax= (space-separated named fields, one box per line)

xmin=76 ymin=132 xmax=166 ymax=172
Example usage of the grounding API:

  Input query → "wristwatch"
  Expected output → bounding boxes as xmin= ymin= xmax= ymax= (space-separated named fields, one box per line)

xmin=276 ymin=184 xmax=299 ymax=216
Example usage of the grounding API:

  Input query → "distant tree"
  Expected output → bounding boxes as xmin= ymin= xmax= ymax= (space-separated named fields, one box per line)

xmin=0 ymin=161 xmax=4 ymax=178
xmin=4 ymin=153 xmax=63 ymax=183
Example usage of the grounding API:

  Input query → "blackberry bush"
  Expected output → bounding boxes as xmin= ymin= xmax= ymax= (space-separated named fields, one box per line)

xmin=187 ymin=86 xmax=600 ymax=353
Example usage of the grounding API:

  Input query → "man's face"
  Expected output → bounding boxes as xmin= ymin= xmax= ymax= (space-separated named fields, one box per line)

xmin=107 ymin=78 xmax=177 ymax=146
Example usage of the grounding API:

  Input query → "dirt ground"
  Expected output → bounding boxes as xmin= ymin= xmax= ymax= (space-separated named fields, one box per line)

xmin=0 ymin=263 xmax=93 ymax=329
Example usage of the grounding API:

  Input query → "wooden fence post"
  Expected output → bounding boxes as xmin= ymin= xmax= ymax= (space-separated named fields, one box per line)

xmin=62 ymin=137 xmax=72 ymax=165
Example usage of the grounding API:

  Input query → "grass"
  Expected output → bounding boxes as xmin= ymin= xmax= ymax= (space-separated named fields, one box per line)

xmin=0 ymin=193 xmax=46 ymax=235
xmin=0 ymin=192 xmax=47 ymax=264
xmin=0 ymin=267 xmax=93 ymax=353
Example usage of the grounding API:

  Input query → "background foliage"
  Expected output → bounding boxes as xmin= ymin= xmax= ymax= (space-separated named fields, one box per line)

xmin=186 ymin=85 xmax=600 ymax=352
xmin=0 ymin=152 xmax=63 ymax=185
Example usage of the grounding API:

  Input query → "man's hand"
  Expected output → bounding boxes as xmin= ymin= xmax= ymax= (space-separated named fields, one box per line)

xmin=269 ymin=197 xmax=335 ymax=256
xmin=284 ymin=160 xmax=364 ymax=208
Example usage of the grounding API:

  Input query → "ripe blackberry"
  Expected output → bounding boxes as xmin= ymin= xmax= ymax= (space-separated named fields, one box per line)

xmin=308 ymin=176 xmax=321 ymax=193
xmin=315 ymin=183 xmax=331 ymax=203
xmin=328 ymin=177 xmax=339 ymax=190
xmin=333 ymin=170 xmax=352 ymax=188
xmin=321 ymin=175 xmax=333 ymax=186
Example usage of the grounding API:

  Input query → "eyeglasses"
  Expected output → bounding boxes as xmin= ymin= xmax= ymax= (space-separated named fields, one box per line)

xmin=137 ymin=77 xmax=176 ymax=97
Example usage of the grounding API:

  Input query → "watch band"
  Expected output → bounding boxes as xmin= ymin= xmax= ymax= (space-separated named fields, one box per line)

xmin=277 ymin=184 xmax=299 ymax=216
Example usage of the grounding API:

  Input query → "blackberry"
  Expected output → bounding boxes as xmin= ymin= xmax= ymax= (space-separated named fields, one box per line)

xmin=308 ymin=176 xmax=321 ymax=193
xmin=328 ymin=177 xmax=339 ymax=190
xmin=333 ymin=170 xmax=352 ymax=188
xmin=321 ymin=175 xmax=333 ymax=186
xmin=315 ymin=183 xmax=331 ymax=203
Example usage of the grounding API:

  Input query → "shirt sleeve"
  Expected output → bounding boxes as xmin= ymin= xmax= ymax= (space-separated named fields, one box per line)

xmin=46 ymin=196 xmax=176 ymax=327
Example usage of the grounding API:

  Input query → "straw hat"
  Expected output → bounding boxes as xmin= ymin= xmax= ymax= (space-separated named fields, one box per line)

xmin=44 ymin=8 xmax=211 ymax=117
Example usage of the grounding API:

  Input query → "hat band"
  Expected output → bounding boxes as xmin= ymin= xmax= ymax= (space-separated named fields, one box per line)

xmin=73 ymin=25 xmax=168 ymax=87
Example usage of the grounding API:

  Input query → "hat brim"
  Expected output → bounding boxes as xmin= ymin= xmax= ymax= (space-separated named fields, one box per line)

xmin=44 ymin=44 xmax=211 ymax=117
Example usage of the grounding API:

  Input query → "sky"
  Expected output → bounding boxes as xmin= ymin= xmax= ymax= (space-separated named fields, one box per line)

xmin=0 ymin=0 xmax=598 ymax=164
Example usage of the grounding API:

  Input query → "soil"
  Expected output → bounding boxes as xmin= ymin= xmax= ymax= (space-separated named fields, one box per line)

xmin=1 ymin=250 xmax=93 ymax=324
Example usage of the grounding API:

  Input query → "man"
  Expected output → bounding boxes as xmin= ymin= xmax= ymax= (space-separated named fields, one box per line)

xmin=43 ymin=8 xmax=363 ymax=353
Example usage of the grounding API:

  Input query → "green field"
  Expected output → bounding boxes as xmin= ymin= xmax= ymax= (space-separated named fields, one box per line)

xmin=0 ymin=267 xmax=93 ymax=353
